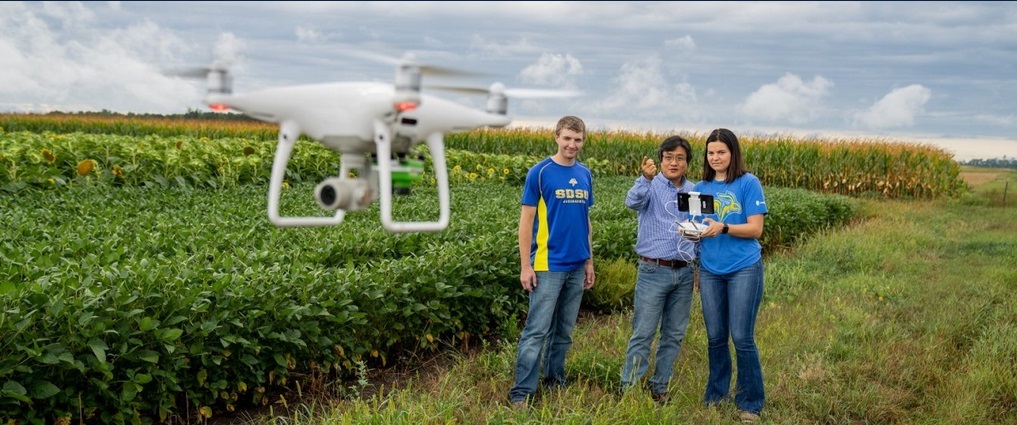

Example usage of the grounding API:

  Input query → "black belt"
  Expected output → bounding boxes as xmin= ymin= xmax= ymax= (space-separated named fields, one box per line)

xmin=640 ymin=256 xmax=688 ymax=268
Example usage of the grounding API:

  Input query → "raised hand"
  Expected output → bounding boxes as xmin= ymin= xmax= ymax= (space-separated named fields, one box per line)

xmin=641 ymin=156 xmax=657 ymax=180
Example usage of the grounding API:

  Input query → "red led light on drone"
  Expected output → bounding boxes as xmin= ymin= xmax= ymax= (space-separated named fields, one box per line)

xmin=394 ymin=102 xmax=418 ymax=112
xmin=209 ymin=103 xmax=230 ymax=112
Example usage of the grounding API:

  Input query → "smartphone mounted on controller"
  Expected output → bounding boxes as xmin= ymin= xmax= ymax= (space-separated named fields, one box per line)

xmin=677 ymin=192 xmax=714 ymax=215
xmin=677 ymin=192 xmax=714 ymax=238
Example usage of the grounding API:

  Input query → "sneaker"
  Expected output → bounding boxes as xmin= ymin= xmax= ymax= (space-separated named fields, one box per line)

xmin=651 ymin=391 xmax=670 ymax=404
xmin=739 ymin=411 xmax=760 ymax=423
xmin=541 ymin=377 xmax=568 ymax=390
xmin=510 ymin=400 xmax=527 ymax=410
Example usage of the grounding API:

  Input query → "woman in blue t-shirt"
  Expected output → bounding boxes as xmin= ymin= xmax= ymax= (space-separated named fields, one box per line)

xmin=693 ymin=128 xmax=767 ymax=423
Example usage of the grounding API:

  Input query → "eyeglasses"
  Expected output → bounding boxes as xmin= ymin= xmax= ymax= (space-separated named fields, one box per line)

xmin=661 ymin=155 xmax=686 ymax=163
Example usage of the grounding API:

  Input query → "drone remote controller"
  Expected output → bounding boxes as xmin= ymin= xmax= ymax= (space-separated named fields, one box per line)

xmin=675 ymin=191 xmax=714 ymax=238
xmin=678 ymin=220 xmax=709 ymax=238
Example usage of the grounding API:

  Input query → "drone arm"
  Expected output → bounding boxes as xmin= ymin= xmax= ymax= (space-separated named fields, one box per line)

xmin=267 ymin=120 xmax=346 ymax=227
xmin=375 ymin=121 xmax=450 ymax=232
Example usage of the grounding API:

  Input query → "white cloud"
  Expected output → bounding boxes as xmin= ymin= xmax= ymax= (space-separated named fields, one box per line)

xmin=213 ymin=33 xmax=245 ymax=67
xmin=41 ymin=1 xmax=96 ymax=29
xmin=1 ymin=1 xmax=1016 ymax=142
xmin=295 ymin=25 xmax=337 ymax=44
xmin=589 ymin=55 xmax=699 ymax=122
xmin=854 ymin=84 xmax=932 ymax=129
xmin=519 ymin=53 xmax=583 ymax=87
xmin=468 ymin=35 xmax=542 ymax=56
xmin=740 ymin=73 xmax=833 ymax=125
xmin=0 ymin=2 xmax=200 ymax=113
xmin=974 ymin=113 xmax=1017 ymax=127
xmin=664 ymin=35 xmax=696 ymax=53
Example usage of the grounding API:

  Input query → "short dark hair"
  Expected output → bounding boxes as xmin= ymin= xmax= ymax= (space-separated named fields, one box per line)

xmin=702 ymin=128 xmax=748 ymax=183
xmin=555 ymin=115 xmax=586 ymax=136
xmin=658 ymin=135 xmax=692 ymax=166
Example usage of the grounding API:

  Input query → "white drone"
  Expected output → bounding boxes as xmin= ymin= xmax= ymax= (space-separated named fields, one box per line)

xmin=176 ymin=53 xmax=578 ymax=232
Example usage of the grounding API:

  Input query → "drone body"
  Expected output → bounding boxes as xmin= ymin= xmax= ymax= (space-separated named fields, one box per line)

xmin=205 ymin=82 xmax=511 ymax=153
xmin=179 ymin=57 xmax=576 ymax=233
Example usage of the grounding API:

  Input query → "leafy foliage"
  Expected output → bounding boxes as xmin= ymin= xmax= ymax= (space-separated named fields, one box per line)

xmin=0 ymin=113 xmax=867 ymax=423
xmin=0 ymin=182 xmax=525 ymax=423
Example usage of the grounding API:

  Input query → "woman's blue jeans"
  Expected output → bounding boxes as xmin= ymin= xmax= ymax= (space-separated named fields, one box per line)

xmin=699 ymin=260 xmax=765 ymax=414
xmin=509 ymin=269 xmax=586 ymax=403
xmin=621 ymin=261 xmax=694 ymax=394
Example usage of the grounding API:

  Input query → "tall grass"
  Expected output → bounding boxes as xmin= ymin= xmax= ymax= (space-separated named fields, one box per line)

xmin=957 ymin=166 xmax=1015 ymax=208
xmin=253 ymin=186 xmax=1017 ymax=424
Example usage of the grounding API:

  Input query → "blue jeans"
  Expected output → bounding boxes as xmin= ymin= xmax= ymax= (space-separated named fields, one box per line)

xmin=621 ymin=261 xmax=694 ymax=394
xmin=509 ymin=269 xmax=586 ymax=403
xmin=699 ymin=260 xmax=765 ymax=414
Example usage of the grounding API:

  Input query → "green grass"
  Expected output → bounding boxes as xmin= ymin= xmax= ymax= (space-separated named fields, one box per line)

xmin=957 ymin=166 xmax=1016 ymax=208
xmin=245 ymin=182 xmax=1017 ymax=424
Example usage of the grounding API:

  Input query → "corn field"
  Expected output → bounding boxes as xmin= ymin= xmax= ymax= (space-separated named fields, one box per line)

xmin=1 ymin=113 xmax=965 ymax=199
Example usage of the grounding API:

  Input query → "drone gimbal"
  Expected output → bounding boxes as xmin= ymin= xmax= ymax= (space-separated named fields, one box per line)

xmin=267 ymin=119 xmax=451 ymax=233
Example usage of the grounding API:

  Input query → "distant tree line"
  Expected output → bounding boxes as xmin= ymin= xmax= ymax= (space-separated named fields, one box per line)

xmin=960 ymin=157 xmax=1017 ymax=169
xmin=44 ymin=108 xmax=259 ymax=122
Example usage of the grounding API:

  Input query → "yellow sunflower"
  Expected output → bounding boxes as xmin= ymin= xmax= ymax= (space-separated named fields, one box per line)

xmin=41 ymin=149 xmax=56 ymax=164
xmin=76 ymin=159 xmax=97 ymax=176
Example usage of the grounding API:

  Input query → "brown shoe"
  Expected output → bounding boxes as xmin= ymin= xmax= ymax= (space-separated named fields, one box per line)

xmin=739 ymin=411 xmax=760 ymax=422
xmin=511 ymin=400 xmax=528 ymax=411
xmin=651 ymin=391 xmax=670 ymax=404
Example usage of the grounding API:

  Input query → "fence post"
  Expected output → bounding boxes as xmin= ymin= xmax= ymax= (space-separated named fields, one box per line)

xmin=1004 ymin=179 xmax=1009 ymax=207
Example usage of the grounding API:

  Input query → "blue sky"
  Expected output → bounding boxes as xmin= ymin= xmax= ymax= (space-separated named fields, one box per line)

xmin=2 ymin=1 xmax=1016 ymax=160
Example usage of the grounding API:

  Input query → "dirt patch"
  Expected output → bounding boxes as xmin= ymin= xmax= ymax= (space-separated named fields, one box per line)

xmin=205 ymin=342 xmax=485 ymax=425
xmin=960 ymin=171 xmax=1001 ymax=188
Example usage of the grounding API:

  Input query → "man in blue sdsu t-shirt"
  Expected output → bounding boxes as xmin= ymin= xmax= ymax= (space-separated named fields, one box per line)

xmin=509 ymin=115 xmax=595 ymax=407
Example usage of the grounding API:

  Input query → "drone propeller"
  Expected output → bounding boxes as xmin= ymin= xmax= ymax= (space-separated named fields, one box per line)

xmin=341 ymin=50 xmax=485 ymax=78
xmin=164 ymin=63 xmax=233 ymax=112
xmin=169 ymin=64 xmax=232 ymax=92
xmin=166 ymin=66 xmax=215 ymax=79
xmin=346 ymin=50 xmax=481 ymax=113
xmin=166 ymin=35 xmax=246 ymax=102
xmin=428 ymin=82 xmax=582 ymax=115
xmin=429 ymin=82 xmax=582 ymax=99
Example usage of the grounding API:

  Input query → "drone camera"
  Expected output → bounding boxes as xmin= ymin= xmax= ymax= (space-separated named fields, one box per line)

xmin=320 ymin=184 xmax=337 ymax=205
xmin=314 ymin=178 xmax=346 ymax=210
xmin=315 ymin=178 xmax=373 ymax=211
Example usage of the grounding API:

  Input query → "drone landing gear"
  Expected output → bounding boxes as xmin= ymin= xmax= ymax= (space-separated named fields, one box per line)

xmin=268 ymin=121 xmax=347 ymax=227
xmin=264 ymin=119 xmax=450 ymax=232
xmin=374 ymin=121 xmax=450 ymax=233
